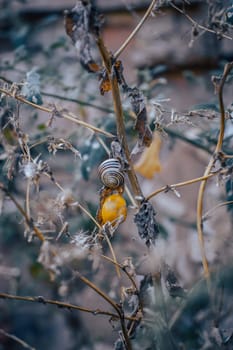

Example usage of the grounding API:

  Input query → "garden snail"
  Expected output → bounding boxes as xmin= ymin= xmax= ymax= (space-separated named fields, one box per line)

xmin=97 ymin=158 xmax=127 ymax=225
xmin=101 ymin=193 xmax=127 ymax=225
xmin=98 ymin=158 xmax=124 ymax=189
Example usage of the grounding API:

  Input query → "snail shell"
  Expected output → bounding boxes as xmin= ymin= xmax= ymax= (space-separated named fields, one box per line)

xmin=98 ymin=158 xmax=124 ymax=189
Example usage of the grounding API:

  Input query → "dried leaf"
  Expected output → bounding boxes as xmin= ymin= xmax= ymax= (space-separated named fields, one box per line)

xmin=134 ymin=200 xmax=159 ymax=247
xmin=64 ymin=1 xmax=101 ymax=73
xmin=128 ymin=87 xmax=152 ymax=148
xmin=113 ymin=60 xmax=127 ymax=87
xmin=47 ymin=137 xmax=82 ymax=158
xmin=99 ymin=70 xmax=111 ymax=95
xmin=134 ymin=131 xmax=162 ymax=179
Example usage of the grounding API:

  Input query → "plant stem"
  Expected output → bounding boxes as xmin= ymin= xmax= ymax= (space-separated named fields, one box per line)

xmin=25 ymin=179 xmax=31 ymax=219
xmin=97 ymin=38 xmax=142 ymax=201
xmin=103 ymin=234 xmax=121 ymax=278
xmin=110 ymin=71 xmax=143 ymax=199
xmin=0 ymin=328 xmax=35 ymax=350
xmin=77 ymin=273 xmax=120 ymax=313
xmin=42 ymin=91 xmax=113 ymax=113
xmin=0 ymin=87 xmax=114 ymax=138
xmin=114 ymin=0 xmax=158 ymax=58
xmin=101 ymin=255 xmax=139 ymax=295
xmin=196 ymin=62 xmax=233 ymax=281
xmin=64 ymin=111 xmax=114 ymax=138
xmin=0 ymin=184 xmax=45 ymax=242
xmin=170 ymin=1 xmax=232 ymax=41
xmin=164 ymin=127 xmax=212 ymax=154
xmin=77 ymin=202 xmax=102 ymax=230
xmin=0 ymin=292 xmax=136 ymax=320
xmin=146 ymin=172 xmax=217 ymax=200
xmin=77 ymin=272 xmax=132 ymax=349
xmin=0 ymin=76 xmax=113 ymax=113
xmin=203 ymin=200 xmax=233 ymax=221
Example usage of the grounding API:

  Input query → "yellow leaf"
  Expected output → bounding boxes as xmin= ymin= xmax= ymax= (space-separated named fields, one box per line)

xmin=134 ymin=132 xmax=162 ymax=179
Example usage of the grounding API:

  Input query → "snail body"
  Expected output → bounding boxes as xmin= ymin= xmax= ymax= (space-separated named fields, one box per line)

xmin=101 ymin=193 xmax=127 ymax=225
xmin=98 ymin=158 xmax=124 ymax=189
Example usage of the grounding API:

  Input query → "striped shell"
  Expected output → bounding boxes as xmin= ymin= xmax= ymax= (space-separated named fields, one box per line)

xmin=98 ymin=158 xmax=124 ymax=189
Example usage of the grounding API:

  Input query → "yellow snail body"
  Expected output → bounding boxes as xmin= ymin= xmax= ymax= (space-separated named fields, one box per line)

xmin=101 ymin=193 xmax=127 ymax=225
xmin=98 ymin=158 xmax=124 ymax=189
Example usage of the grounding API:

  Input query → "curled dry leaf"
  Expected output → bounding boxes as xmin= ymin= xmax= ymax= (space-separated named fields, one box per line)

xmin=64 ymin=1 xmax=101 ymax=73
xmin=47 ymin=137 xmax=82 ymax=158
xmin=128 ymin=87 xmax=152 ymax=148
xmin=99 ymin=60 xmax=125 ymax=95
xmin=134 ymin=131 xmax=162 ymax=179
xmin=99 ymin=69 xmax=111 ymax=95
xmin=134 ymin=200 xmax=159 ymax=247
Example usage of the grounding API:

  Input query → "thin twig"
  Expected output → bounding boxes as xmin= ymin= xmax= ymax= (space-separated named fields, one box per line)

xmin=203 ymin=200 xmax=233 ymax=221
xmin=170 ymin=1 xmax=232 ymax=41
xmin=0 ymin=77 xmax=113 ymax=113
xmin=101 ymin=255 xmax=139 ymax=294
xmin=163 ymin=127 xmax=213 ymax=154
xmin=196 ymin=61 xmax=233 ymax=281
xmin=77 ymin=202 xmax=102 ymax=230
xmin=63 ymin=111 xmax=114 ymax=138
xmin=95 ymin=134 xmax=111 ymax=155
xmin=146 ymin=172 xmax=217 ymax=200
xmin=78 ymin=272 xmax=132 ymax=350
xmin=42 ymin=91 xmax=113 ymax=113
xmin=25 ymin=179 xmax=31 ymax=219
xmin=103 ymin=234 xmax=121 ymax=278
xmin=0 ymin=328 xmax=36 ymax=350
xmin=41 ymin=175 xmax=101 ymax=231
xmin=0 ymin=292 xmax=136 ymax=321
xmin=114 ymin=0 xmax=158 ymax=58
xmin=0 ymin=87 xmax=115 ymax=138
xmin=100 ymin=254 xmax=143 ymax=338
xmin=0 ymin=184 xmax=45 ymax=242
xmin=77 ymin=273 xmax=120 ymax=312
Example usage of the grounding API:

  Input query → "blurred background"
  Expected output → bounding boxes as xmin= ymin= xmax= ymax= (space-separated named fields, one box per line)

xmin=0 ymin=0 xmax=233 ymax=349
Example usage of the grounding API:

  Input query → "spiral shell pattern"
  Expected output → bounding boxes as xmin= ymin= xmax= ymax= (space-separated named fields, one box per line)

xmin=98 ymin=158 xmax=124 ymax=189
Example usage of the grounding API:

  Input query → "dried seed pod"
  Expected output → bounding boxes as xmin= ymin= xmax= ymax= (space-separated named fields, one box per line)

xmin=98 ymin=158 xmax=124 ymax=189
